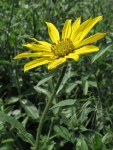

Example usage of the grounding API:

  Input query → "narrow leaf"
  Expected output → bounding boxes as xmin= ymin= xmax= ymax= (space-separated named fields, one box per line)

xmin=21 ymin=99 xmax=39 ymax=120
xmin=91 ymin=44 xmax=112 ymax=63
xmin=76 ymin=136 xmax=88 ymax=150
xmin=37 ymin=67 xmax=59 ymax=86
xmin=34 ymin=86 xmax=51 ymax=98
xmin=51 ymin=99 xmax=76 ymax=109
xmin=0 ymin=112 xmax=35 ymax=146
xmin=54 ymin=125 xmax=71 ymax=141
xmin=0 ymin=60 xmax=11 ymax=65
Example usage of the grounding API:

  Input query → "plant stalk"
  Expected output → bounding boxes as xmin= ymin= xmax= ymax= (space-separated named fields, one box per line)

xmin=34 ymin=65 xmax=67 ymax=150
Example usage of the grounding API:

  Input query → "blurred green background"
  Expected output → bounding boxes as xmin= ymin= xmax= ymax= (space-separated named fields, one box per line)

xmin=0 ymin=0 xmax=113 ymax=150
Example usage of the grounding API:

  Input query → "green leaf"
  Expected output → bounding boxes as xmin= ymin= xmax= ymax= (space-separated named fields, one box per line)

xmin=81 ymin=76 xmax=89 ymax=95
xmin=91 ymin=44 xmax=112 ymax=63
xmin=76 ymin=136 xmax=88 ymax=150
xmin=54 ymin=125 xmax=71 ymax=141
xmin=36 ymin=67 xmax=59 ymax=86
xmin=6 ymin=97 xmax=20 ymax=104
xmin=58 ymin=71 xmax=76 ymax=93
xmin=34 ymin=86 xmax=51 ymax=98
xmin=0 ymin=112 xmax=35 ymax=146
xmin=51 ymin=99 xmax=76 ymax=109
xmin=0 ymin=60 xmax=11 ymax=65
xmin=21 ymin=99 xmax=39 ymax=120
xmin=2 ymin=138 xmax=14 ymax=143
xmin=102 ymin=132 xmax=113 ymax=144
xmin=65 ymin=81 xmax=82 ymax=93
xmin=92 ymin=134 xmax=102 ymax=150
xmin=82 ymin=80 xmax=89 ymax=95
xmin=88 ymin=81 xmax=97 ymax=87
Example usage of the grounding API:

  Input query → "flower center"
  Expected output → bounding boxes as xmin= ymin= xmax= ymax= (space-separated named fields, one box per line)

xmin=51 ymin=38 xmax=75 ymax=57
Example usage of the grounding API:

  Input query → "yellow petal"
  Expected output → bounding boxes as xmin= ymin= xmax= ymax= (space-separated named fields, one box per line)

xmin=22 ymin=44 xmax=51 ymax=52
xmin=14 ymin=52 xmax=53 ymax=59
xmin=78 ymin=18 xmax=92 ymax=31
xmin=48 ymin=57 xmax=66 ymax=70
xmin=46 ymin=22 xmax=60 ymax=44
xmin=75 ymin=45 xmax=99 ymax=55
xmin=66 ymin=53 xmax=79 ymax=61
xmin=73 ymin=18 xmax=92 ymax=43
xmin=37 ymin=41 xmax=51 ymax=47
xmin=30 ymin=38 xmax=52 ymax=47
xmin=29 ymin=38 xmax=39 ymax=43
xmin=24 ymin=58 xmax=51 ymax=72
xmin=62 ymin=19 xmax=72 ymax=40
xmin=70 ymin=17 xmax=81 ymax=40
xmin=75 ymin=33 xmax=106 ymax=48
xmin=79 ymin=16 xmax=102 ymax=41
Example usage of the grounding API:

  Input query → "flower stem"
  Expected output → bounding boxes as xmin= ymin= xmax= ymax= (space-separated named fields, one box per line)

xmin=34 ymin=65 xmax=67 ymax=150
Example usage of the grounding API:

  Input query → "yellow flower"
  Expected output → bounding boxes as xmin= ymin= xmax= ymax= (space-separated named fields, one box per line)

xmin=14 ymin=16 xmax=106 ymax=72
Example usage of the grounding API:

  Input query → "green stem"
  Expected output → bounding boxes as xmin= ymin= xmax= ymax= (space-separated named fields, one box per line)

xmin=34 ymin=65 xmax=67 ymax=150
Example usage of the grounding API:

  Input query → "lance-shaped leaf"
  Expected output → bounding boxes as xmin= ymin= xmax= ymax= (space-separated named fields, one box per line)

xmin=0 ymin=112 xmax=35 ymax=146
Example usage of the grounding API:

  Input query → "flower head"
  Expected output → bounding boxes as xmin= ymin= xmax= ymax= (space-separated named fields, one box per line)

xmin=14 ymin=16 xmax=106 ymax=72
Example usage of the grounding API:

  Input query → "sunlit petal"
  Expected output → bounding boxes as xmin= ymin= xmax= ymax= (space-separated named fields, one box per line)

xmin=48 ymin=57 xmax=66 ymax=70
xmin=24 ymin=58 xmax=51 ymax=72
xmin=29 ymin=38 xmax=39 ymax=43
xmin=62 ymin=19 xmax=72 ymax=40
xmin=75 ymin=45 xmax=99 ymax=55
xmin=14 ymin=52 xmax=54 ymax=59
xmin=66 ymin=53 xmax=79 ymax=61
xmin=73 ymin=18 xmax=92 ymax=43
xmin=30 ymin=38 xmax=52 ymax=47
xmin=70 ymin=17 xmax=81 ymax=40
xmin=79 ymin=16 xmax=102 ymax=41
xmin=22 ymin=44 xmax=51 ymax=52
xmin=75 ymin=33 xmax=106 ymax=48
xmin=46 ymin=22 xmax=60 ymax=44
